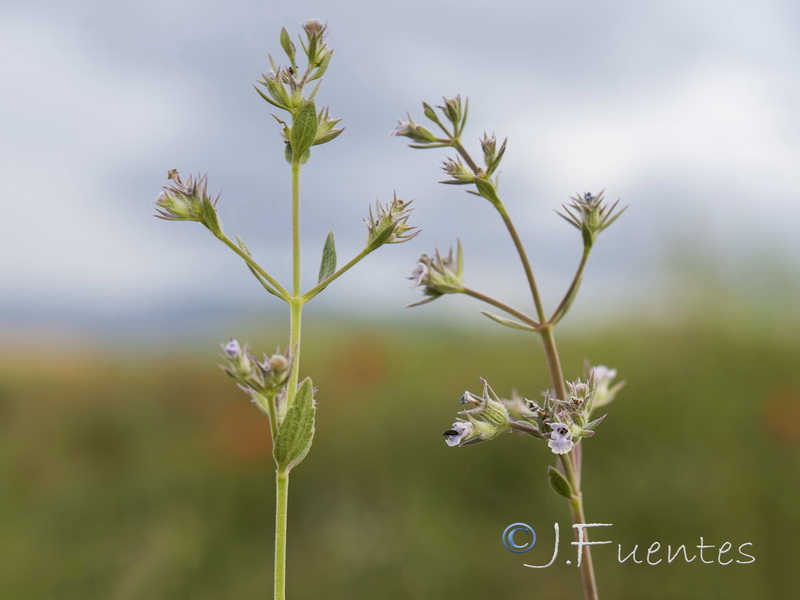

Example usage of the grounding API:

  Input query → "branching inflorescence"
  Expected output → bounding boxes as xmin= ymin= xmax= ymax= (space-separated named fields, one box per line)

xmin=393 ymin=95 xmax=626 ymax=600
xmin=155 ymin=20 xmax=416 ymax=600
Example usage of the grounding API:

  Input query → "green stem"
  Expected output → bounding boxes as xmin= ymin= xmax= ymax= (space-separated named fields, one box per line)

xmin=286 ymin=159 xmax=305 ymax=404
xmin=274 ymin=159 xmax=305 ymax=600
xmin=549 ymin=247 xmax=591 ymax=324
xmin=452 ymin=140 xmax=480 ymax=173
xmin=303 ymin=246 xmax=373 ymax=302
xmin=495 ymin=202 xmax=547 ymax=323
xmin=291 ymin=161 xmax=301 ymax=297
xmin=274 ymin=469 xmax=289 ymax=600
xmin=287 ymin=299 xmax=303 ymax=401
xmin=567 ymin=473 xmax=598 ymax=600
xmin=538 ymin=324 xmax=567 ymax=401
xmin=541 ymin=325 xmax=597 ymax=599
xmin=461 ymin=287 xmax=540 ymax=329
xmin=450 ymin=141 xmax=546 ymax=323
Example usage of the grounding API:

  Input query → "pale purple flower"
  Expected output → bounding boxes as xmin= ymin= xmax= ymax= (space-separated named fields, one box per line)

xmin=223 ymin=338 xmax=242 ymax=359
xmin=409 ymin=261 xmax=429 ymax=287
xmin=444 ymin=421 xmax=473 ymax=447
xmin=390 ymin=118 xmax=412 ymax=137
xmin=547 ymin=422 xmax=574 ymax=455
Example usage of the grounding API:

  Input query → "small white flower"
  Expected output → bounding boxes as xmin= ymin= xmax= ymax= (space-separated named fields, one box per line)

xmin=409 ymin=261 xmax=429 ymax=287
xmin=591 ymin=365 xmax=623 ymax=409
xmin=547 ymin=422 xmax=574 ymax=455
xmin=390 ymin=118 xmax=412 ymax=137
xmin=444 ymin=421 xmax=473 ymax=447
xmin=592 ymin=365 xmax=617 ymax=384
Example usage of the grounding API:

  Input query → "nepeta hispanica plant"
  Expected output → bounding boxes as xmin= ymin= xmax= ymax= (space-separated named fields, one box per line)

xmin=394 ymin=96 xmax=626 ymax=600
xmin=156 ymin=21 xmax=416 ymax=600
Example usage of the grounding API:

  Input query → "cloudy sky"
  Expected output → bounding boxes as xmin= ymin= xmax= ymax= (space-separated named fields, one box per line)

xmin=1 ymin=0 xmax=798 ymax=338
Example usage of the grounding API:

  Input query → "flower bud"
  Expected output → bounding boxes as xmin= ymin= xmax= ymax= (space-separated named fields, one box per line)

xmin=438 ymin=95 xmax=464 ymax=127
xmin=407 ymin=242 xmax=464 ymax=307
xmin=440 ymin=157 xmax=475 ymax=185
xmin=365 ymin=194 xmax=419 ymax=249
xmin=303 ymin=18 xmax=325 ymax=37
xmin=390 ymin=116 xmax=437 ymax=144
xmin=154 ymin=171 xmax=221 ymax=234
xmin=557 ymin=191 xmax=627 ymax=249
xmin=221 ymin=338 xmax=255 ymax=380
xmin=444 ymin=379 xmax=511 ymax=447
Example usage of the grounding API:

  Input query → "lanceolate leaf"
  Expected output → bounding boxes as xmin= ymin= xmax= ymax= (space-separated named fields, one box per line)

xmin=480 ymin=311 xmax=536 ymax=332
xmin=290 ymin=101 xmax=318 ymax=159
xmin=547 ymin=465 xmax=574 ymax=499
xmin=273 ymin=378 xmax=316 ymax=472
xmin=318 ymin=231 xmax=337 ymax=283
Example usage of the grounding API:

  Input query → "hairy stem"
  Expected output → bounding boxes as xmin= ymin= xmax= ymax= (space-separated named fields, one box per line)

xmin=275 ymin=159 xmax=305 ymax=600
xmin=286 ymin=159 xmax=305 ymax=404
xmin=274 ymin=470 xmax=289 ymax=600
xmin=291 ymin=161 xmax=301 ymax=298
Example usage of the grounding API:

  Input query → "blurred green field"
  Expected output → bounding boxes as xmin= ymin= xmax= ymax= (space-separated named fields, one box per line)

xmin=1 ymin=314 xmax=798 ymax=600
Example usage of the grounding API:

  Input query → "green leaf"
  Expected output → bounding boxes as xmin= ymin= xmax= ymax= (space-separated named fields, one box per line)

xmin=480 ymin=311 xmax=536 ymax=332
xmin=273 ymin=378 xmax=316 ymax=472
xmin=547 ymin=466 xmax=574 ymax=499
xmin=235 ymin=236 xmax=282 ymax=299
xmin=474 ymin=177 xmax=501 ymax=206
xmin=290 ymin=101 xmax=318 ymax=159
xmin=279 ymin=27 xmax=296 ymax=65
xmin=318 ymin=231 xmax=337 ymax=283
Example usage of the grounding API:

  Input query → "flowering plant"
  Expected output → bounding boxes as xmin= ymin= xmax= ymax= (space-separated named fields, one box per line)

xmin=394 ymin=95 xmax=626 ymax=600
xmin=155 ymin=21 xmax=415 ymax=600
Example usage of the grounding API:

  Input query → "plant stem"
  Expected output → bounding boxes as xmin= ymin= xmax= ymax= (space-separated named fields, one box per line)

xmin=303 ymin=246 xmax=372 ymax=301
xmin=550 ymin=247 xmax=591 ymax=324
xmin=540 ymin=324 xmax=598 ymax=600
xmin=461 ymin=287 xmax=540 ymax=329
xmin=287 ymin=160 xmax=305 ymax=405
xmin=275 ymin=159 xmax=305 ymax=600
xmin=569 ymin=487 xmax=598 ymax=600
xmin=538 ymin=324 xmax=567 ymax=401
xmin=274 ymin=469 xmax=289 ymax=600
xmin=291 ymin=161 xmax=301 ymax=298
xmin=495 ymin=202 xmax=547 ymax=323
xmin=449 ymin=139 xmax=546 ymax=323
xmin=215 ymin=232 xmax=289 ymax=299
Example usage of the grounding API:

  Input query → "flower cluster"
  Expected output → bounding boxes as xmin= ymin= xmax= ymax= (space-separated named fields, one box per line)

xmin=443 ymin=379 xmax=511 ymax=447
xmin=557 ymin=191 xmax=627 ymax=249
xmin=154 ymin=170 xmax=221 ymax=234
xmin=443 ymin=365 xmax=623 ymax=456
xmin=220 ymin=338 xmax=294 ymax=421
xmin=255 ymin=20 xmax=333 ymax=114
xmin=365 ymin=194 xmax=419 ymax=249
xmin=408 ymin=243 xmax=464 ymax=306
xmin=255 ymin=20 xmax=343 ymax=163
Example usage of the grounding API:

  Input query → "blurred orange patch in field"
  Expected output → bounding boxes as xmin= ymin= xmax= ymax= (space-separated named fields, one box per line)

xmin=327 ymin=330 xmax=389 ymax=393
xmin=763 ymin=389 xmax=800 ymax=445
xmin=213 ymin=402 xmax=271 ymax=462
